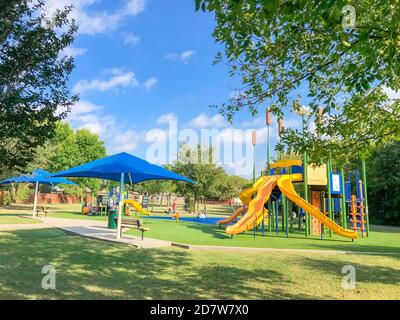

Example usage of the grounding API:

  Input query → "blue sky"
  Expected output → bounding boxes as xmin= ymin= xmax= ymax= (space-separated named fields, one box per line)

xmin=48 ymin=0 xmax=306 ymax=177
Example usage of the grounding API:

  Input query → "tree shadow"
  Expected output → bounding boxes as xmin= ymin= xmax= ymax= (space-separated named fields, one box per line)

xmin=183 ymin=223 xmax=232 ymax=240
xmin=298 ymin=256 xmax=400 ymax=285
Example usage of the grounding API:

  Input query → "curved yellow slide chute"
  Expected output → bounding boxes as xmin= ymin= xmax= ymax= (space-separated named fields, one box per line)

xmin=124 ymin=199 xmax=150 ymax=216
xmin=277 ymin=175 xmax=358 ymax=239
xmin=226 ymin=176 xmax=279 ymax=235
xmin=239 ymin=176 xmax=267 ymax=205
xmin=218 ymin=207 xmax=245 ymax=226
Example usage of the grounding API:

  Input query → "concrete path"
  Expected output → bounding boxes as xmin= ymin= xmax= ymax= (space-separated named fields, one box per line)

xmin=40 ymin=217 xmax=171 ymax=249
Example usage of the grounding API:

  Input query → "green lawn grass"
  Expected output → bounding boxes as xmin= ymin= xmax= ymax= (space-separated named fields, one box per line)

xmin=0 ymin=228 xmax=399 ymax=300
xmin=0 ymin=215 xmax=41 ymax=225
xmin=0 ymin=207 xmax=42 ymax=225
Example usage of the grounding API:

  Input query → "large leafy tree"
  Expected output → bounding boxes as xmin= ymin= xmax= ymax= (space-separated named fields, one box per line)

xmin=195 ymin=0 xmax=400 ymax=164
xmin=0 ymin=0 xmax=77 ymax=172
xmin=28 ymin=122 xmax=107 ymax=192
xmin=172 ymin=144 xmax=240 ymax=211
xmin=365 ymin=141 xmax=400 ymax=226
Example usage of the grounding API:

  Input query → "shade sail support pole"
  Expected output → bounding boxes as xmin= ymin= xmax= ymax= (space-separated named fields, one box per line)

xmin=116 ymin=173 xmax=125 ymax=239
xmin=33 ymin=181 xmax=39 ymax=218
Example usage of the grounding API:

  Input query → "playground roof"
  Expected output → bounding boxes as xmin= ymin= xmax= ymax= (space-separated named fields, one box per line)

xmin=270 ymin=159 xmax=302 ymax=169
xmin=0 ymin=169 xmax=77 ymax=186
xmin=51 ymin=152 xmax=194 ymax=184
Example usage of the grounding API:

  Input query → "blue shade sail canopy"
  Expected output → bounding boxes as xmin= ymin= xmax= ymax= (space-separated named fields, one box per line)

xmin=51 ymin=152 xmax=194 ymax=184
xmin=0 ymin=169 xmax=77 ymax=186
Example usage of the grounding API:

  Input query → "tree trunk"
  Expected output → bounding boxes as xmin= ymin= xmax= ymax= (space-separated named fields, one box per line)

xmin=159 ymin=193 xmax=163 ymax=206
xmin=167 ymin=194 xmax=171 ymax=208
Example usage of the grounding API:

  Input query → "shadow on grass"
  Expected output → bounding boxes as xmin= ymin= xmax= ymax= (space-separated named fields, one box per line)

xmin=183 ymin=223 xmax=231 ymax=240
xmin=0 ymin=228 xmax=320 ymax=299
xmin=298 ymin=256 xmax=400 ymax=285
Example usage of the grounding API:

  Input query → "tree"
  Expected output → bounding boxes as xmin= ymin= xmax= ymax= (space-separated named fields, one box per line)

xmin=195 ymin=0 xmax=400 ymax=164
xmin=28 ymin=122 xmax=107 ymax=193
xmin=365 ymin=141 xmax=400 ymax=226
xmin=216 ymin=175 xmax=250 ymax=202
xmin=0 ymin=0 xmax=77 ymax=172
xmin=172 ymin=144 xmax=235 ymax=211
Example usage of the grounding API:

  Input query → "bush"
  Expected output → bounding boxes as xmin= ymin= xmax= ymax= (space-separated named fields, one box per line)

xmin=15 ymin=185 xmax=31 ymax=203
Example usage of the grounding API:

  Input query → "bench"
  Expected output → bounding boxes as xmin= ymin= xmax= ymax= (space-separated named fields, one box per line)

xmin=36 ymin=205 xmax=48 ymax=217
xmin=114 ymin=217 xmax=149 ymax=240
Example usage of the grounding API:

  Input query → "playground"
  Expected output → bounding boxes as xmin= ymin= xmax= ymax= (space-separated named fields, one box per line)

xmin=0 ymin=208 xmax=399 ymax=299
xmin=0 ymin=106 xmax=399 ymax=300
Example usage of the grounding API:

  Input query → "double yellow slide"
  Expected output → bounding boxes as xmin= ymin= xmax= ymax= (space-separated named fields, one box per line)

xmin=226 ymin=176 xmax=279 ymax=235
xmin=123 ymin=199 xmax=150 ymax=216
xmin=223 ymin=174 xmax=357 ymax=239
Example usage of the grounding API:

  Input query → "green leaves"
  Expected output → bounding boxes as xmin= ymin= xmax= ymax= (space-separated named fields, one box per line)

xmin=196 ymin=0 xmax=400 ymax=163
xmin=0 ymin=0 xmax=77 ymax=172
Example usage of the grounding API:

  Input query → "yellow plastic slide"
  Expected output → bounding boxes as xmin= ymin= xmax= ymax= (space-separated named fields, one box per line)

xmin=218 ymin=207 xmax=245 ymax=226
xmin=124 ymin=199 xmax=150 ymax=216
xmin=239 ymin=176 xmax=266 ymax=205
xmin=219 ymin=177 xmax=267 ymax=226
xmin=277 ymin=175 xmax=358 ymax=239
xmin=226 ymin=176 xmax=279 ymax=235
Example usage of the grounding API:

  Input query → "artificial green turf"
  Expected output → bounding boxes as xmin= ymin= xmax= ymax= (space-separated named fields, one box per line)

xmin=0 ymin=228 xmax=399 ymax=300
xmin=123 ymin=218 xmax=400 ymax=254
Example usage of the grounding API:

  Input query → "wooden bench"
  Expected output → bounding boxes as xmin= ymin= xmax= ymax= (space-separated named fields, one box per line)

xmin=36 ymin=205 xmax=48 ymax=217
xmin=114 ymin=217 xmax=149 ymax=240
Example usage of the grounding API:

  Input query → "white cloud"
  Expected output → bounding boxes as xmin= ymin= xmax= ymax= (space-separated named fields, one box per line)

xmin=123 ymin=33 xmax=140 ymax=46
xmin=165 ymin=50 xmax=196 ymax=64
xmin=68 ymin=100 xmax=103 ymax=120
xmin=125 ymin=0 xmax=146 ymax=15
xmin=157 ymin=113 xmax=176 ymax=124
xmin=383 ymin=86 xmax=400 ymax=100
xmin=144 ymin=77 xmax=158 ymax=91
xmin=73 ymin=72 xmax=139 ymax=94
xmin=110 ymin=130 xmax=139 ymax=153
xmin=188 ymin=113 xmax=227 ymax=129
xmin=240 ymin=116 xmax=266 ymax=128
xmin=43 ymin=0 xmax=146 ymax=35
xmin=62 ymin=46 xmax=87 ymax=58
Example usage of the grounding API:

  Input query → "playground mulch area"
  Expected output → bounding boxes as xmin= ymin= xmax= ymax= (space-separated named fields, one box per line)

xmin=0 ymin=228 xmax=399 ymax=300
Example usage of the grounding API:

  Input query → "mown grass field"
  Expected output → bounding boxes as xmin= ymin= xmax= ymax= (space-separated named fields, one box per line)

xmin=0 ymin=228 xmax=399 ymax=300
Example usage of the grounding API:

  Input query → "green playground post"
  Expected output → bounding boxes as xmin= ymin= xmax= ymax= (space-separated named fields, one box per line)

xmin=326 ymin=160 xmax=333 ymax=238
xmin=302 ymin=115 xmax=309 ymax=237
xmin=361 ymin=158 xmax=370 ymax=235
xmin=266 ymin=108 xmax=272 ymax=233
xmin=340 ymin=167 xmax=347 ymax=228
xmin=252 ymin=130 xmax=256 ymax=184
